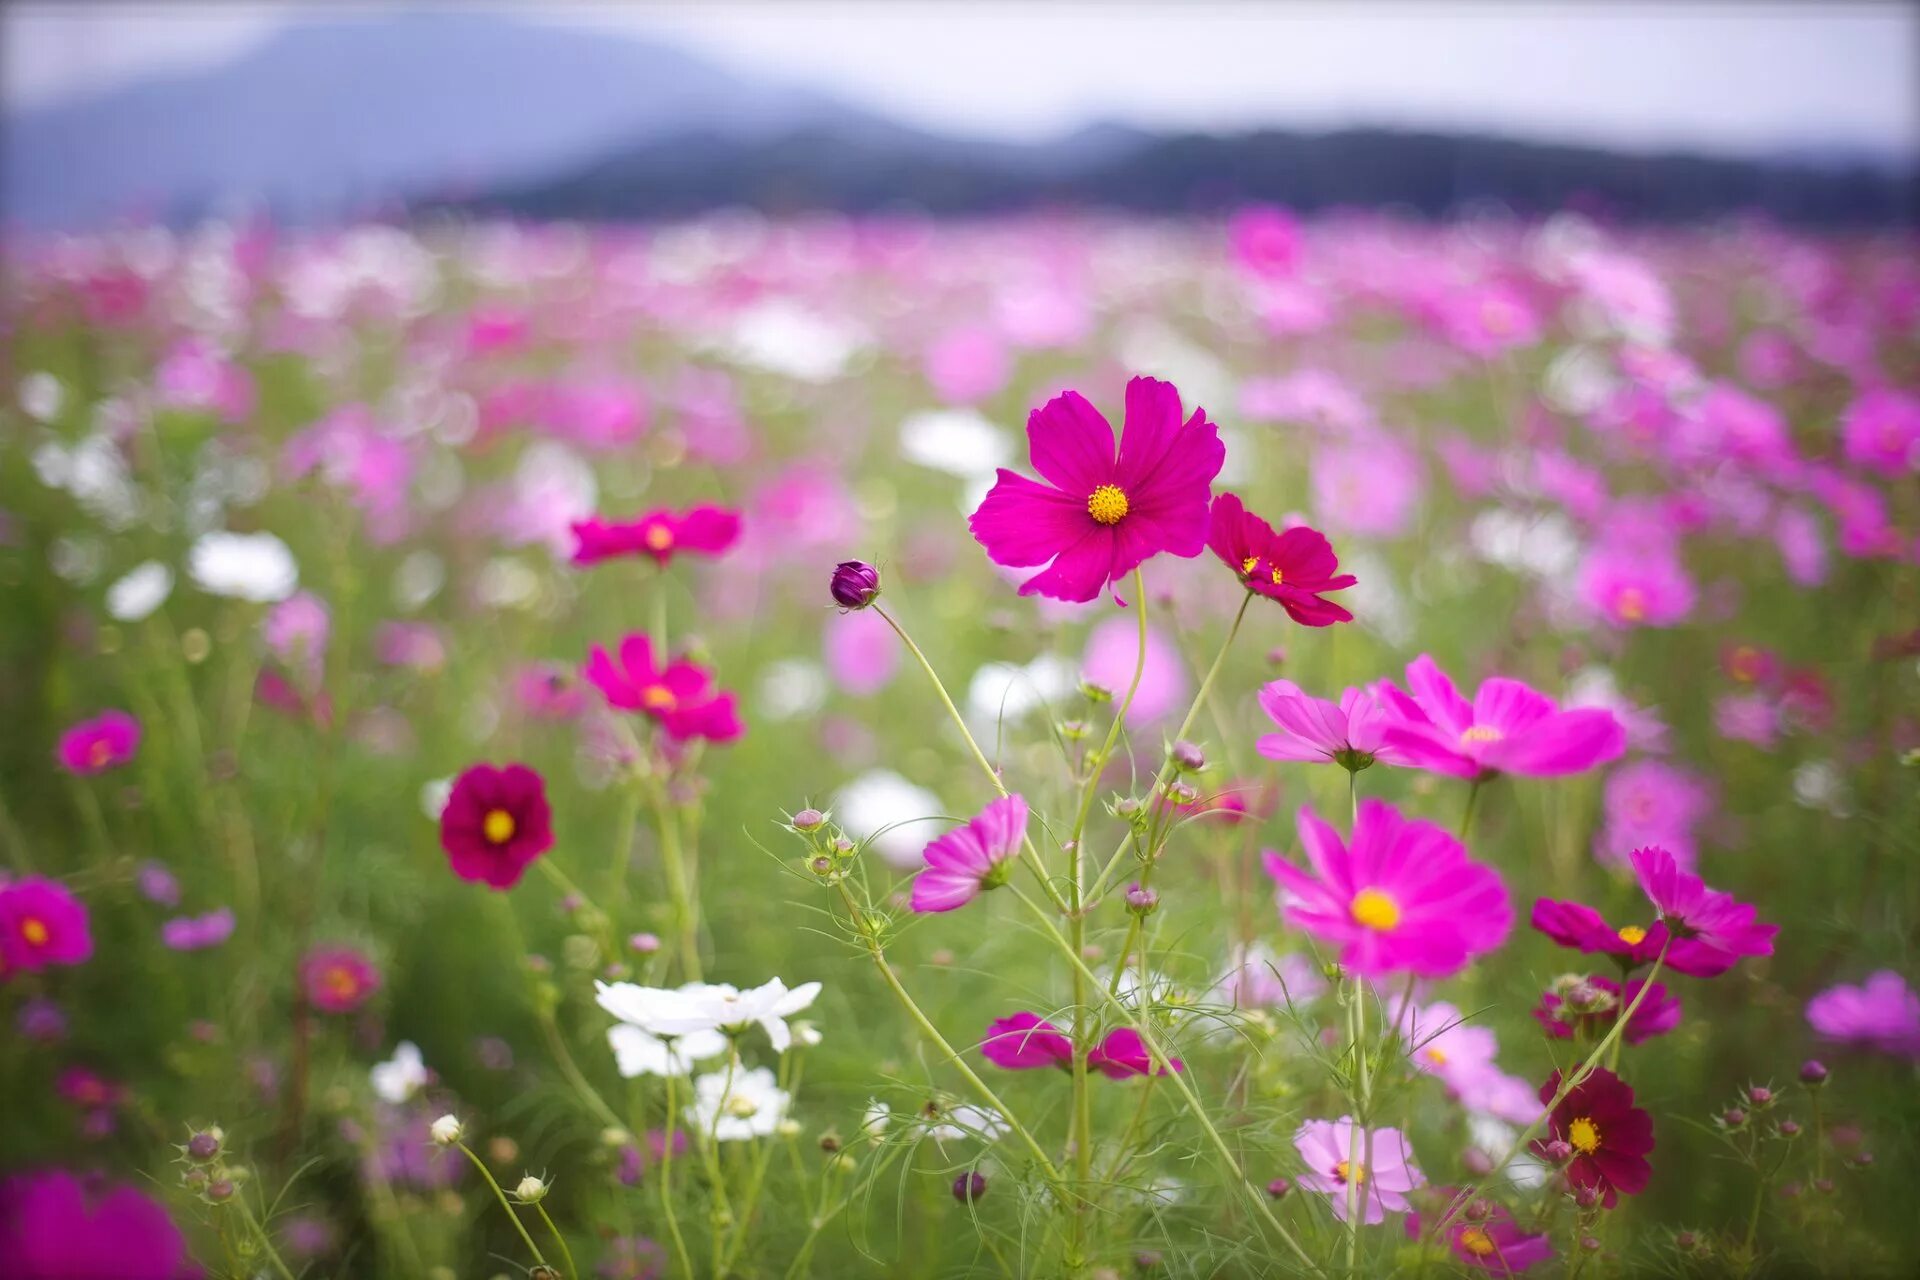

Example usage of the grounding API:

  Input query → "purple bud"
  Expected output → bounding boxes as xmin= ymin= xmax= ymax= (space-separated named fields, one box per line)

xmin=628 ymin=933 xmax=661 ymax=955
xmin=1799 ymin=1060 xmax=1829 ymax=1085
xmin=1464 ymin=1198 xmax=1496 ymax=1221
xmin=187 ymin=1131 xmax=221 ymax=1161
xmin=1265 ymin=1177 xmax=1291 ymax=1199
xmin=1747 ymin=1086 xmax=1774 ymax=1106
xmin=830 ymin=561 xmax=881 ymax=611
xmin=1124 ymin=883 xmax=1160 ymax=915
xmin=1171 ymin=740 xmax=1205 ymax=772
xmin=1850 ymin=1152 xmax=1875 ymax=1168
xmin=1461 ymin=1147 xmax=1495 ymax=1177
xmin=1542 ymin=1140 xmax=1574 ymax=1163
xmin=1574 ymin=1184 xmax=1601 ymax=1209
xmin=952 ymin=1171 xmax=987 ymax=1204
xmin=791 ymin=808 xmax=826 ymax=833
xmin=1722 ymin=1108 xmax=1747 ymax=1128
xmin=206 ymin=1179 xmax=235 ymax=1204
xmin=1580 ymin=1236 xmax=1602 ymax=1253
xmin=1675 ymin=1232 xmax=1699 ymax=1252
xmin=1778 ymin=1119 xmax=1802 ymax=1137
xmin=1813 ymin=1178 xmax=1835 ymax=1195
xmin=1166 ymin=781 xmax=1199 ymax=805
xmin=17 ymin=998 xmax=66 ymax=1043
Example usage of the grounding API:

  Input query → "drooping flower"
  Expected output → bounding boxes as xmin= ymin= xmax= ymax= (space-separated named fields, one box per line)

xmin=1292 ymin=1117 xmax=1424 ymax=1223
xmin=1377 ymin=655 xmax=1625 ymax=780
xmin=300 ymin=944 xmax=380 ymax=1014
xmin=584 ymin=634 xmax=745 ymax=744
xmin=968 ymin=376 xmax=1225 ymax=603
xmin=56 ymin=711 xmax=140 ymax=775
xmin=981 ymin=1012 xmax=1073 ymax=1070
xmin=0 ymin=1168 xmax=192 ymax=1280
xmin=687 ymin=1065 xmax=790 ymax=1140
xmin=0 ymin=877 xmax=93 ymax=972
xmin=1532 ymin=1068 xmax=1653 ymax=1207
xmin=1262 ymin=799 xmax=1511 ymax=979
xmin=1255 ymin=681 xmax=1406 ymax=771
xmin=910 ymin=794 xmax=1028 ymax=914
xmin=1205 ymin=493 xmax=1357 ymax=624
xmin=439 ymin=763 xmax=555 ymax=890
xmin=570 ymin=505 xmax=742 ymax=568
xmin=1533 ymin=976 xmax=1681 ymax=1046
xmin=1805 ymin=971 xmax=1920 ymax=1060
xmin=1630 ymin=846 xmax=1778 ymax=974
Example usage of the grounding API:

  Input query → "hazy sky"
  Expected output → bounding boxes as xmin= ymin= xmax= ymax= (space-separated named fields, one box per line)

xmin=6 ymin=2 xmax=1916 ymax=155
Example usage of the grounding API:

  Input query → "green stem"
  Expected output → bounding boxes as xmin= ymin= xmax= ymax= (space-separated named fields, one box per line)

xmin=651 ymin=788 xmax=704 ymax=981
xmin=1344 ymin=975 xmax=1372 ymax=1274
xmin=534 ymin=1005 xmax=626 ymax=1132
xmin=661 ymin=1072 xmax=695 ymax=1280
xmin=535 ymin=1200 xmax=578 ymax=1279
xmin=231 ymin=1194 xmax=299 ymax=1280
xmin=455 ymin=1142 xmax=548 ymax=1269
xmin=1458 ymin=776 xmax=1485 ymax=840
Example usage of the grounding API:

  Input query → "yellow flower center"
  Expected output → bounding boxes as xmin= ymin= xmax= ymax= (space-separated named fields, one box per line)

xmin=1459 ymin=1226 xmax=1497 ymax=1257
xmin=322 ymin=967 xmax=359 ymax=1001
xmin=1424 ymin=1047 xmax=1449 ymax=1066
xmin=1240 ymin=555 xmax=1259 ymax=576
xmin=1568 ymin=1116 xmax=1601 ymax=1155
xmin=1616 ymin=587 xmax=1647 ymax=621
xmin=1349 ymin=888 xmax=1401 ymax=931
xmin=1269 ymin=566 xmax=1285 ymax=586
xmin=89 ymin=739 xmax=113 ymax=767
xmin=21 ymin=917 xmax=49 ymax=947
xmin=1086 ymin=484 xmax=1129 ymax=525
xmin=644 ymin=525 xmax=674 ymax=552
xmin=483 ymin=809 xmax=517 ymax=845
xmin=1730 ymin=646 xmax=1760 ymax=682
xmin=1617 ymin=925 xmax=1648 ymax=945
xmin=1481 ymin=300 xmax=1515 ymax=335
xmin=1334 ymin=1159 xmax=1367 ymax=1185
xmin=642 ymin=685 xmax=678 ymax=712
xmin=1460 ymin=725 xmax=1504 ymax=744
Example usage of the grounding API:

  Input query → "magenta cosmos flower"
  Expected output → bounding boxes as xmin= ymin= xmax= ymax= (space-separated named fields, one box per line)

xmin=584 ymin=634 xmax=745 ymax=744
xmin=1256 ymin=680 xmax=1408 ymax=772
xmin=1378 ymin=655 xmax=1625 ymax=780
xmin=1206 ymin=493 xmax=1356 ymax=624
xmin=980 ymin=1013 xmax=1183 ymax=1077
xmin=1533 ymin=1068 xmax=1653 ymax=1208
xmin=1530 ymin=896 xmax=1739 ymax=981
xmin=910 ymin=794 xmax=1026 ymax=913
xmin=1630 ymin=846 xmax=1777 ymax=974
xmin=969 ymin=376 xmax=1225 ymax=602
xmin=1433 ymin=1203 xmax=1554 ymax=1275
xmin=1805 ymin=971 xmax=1920 ymax=1060
xmin=1533 ymin=976 xmax=1680 ymax=1046
xmin=1263 ymin=799 xmax=1511 ymax=979
xmin=1292 ymin=1117 xmax=1424 ymax=1223
xmin=570 ymin=504 xmax=742 ymax=568
xmin=56 ymin=710 xmax=140 ymax=775
xmin=0 ymin=877 xmax=93 ymax=972
xmin=300 ymin=944 xmax=381 ymax=1014
xmin=439 ymin=763 xmax=555 ymax=890
xmin=0 ymin=1169 xmax=193 ymax=1280
xmin=1840 ymin=389 xmax=1920 ymax=477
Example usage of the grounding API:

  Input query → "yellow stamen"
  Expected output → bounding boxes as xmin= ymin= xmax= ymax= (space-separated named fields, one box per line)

xmin=1086 ymin=484 xmax=1129 ymax=525
xmin=1334 ymin=1159 xmax=1367 ymax=1185
xmin=483 ymin=809 xmax=516 ymax=845
xmin=1616 ymin=587 xmax=1647 ymax=621
xmin=1269 ymin=566 xmax=1285 ymax=586
xmin=1460 ymin=725 xmax=1503 ymax=744
xmin=644 ymin=524 xmax=674 ymax=552
xmin=1617 ymin=925 xmax=1648 ymax=945
xmin=1349 ymin=888 xmax=1401 ymax=931
xmin=1568 ymin=1117 xmax=1601 ymax=1155
xmin=21 ymin=917 xmax=49 ymax=947
xmin=1459 ymin=1227 xmax=1497 ymax=1257
xmin=88 ymin=740 xmax=112 ymax=767
xmin=1240 ymin=555 xmax=1259 ymax=576
xmin=641 ymin=685 xmax=677 ymax=712
xmin=322 ymin=968 xmax=359 ymax=1001
xmin=1424 ymin=1047 xmax=1449 ymax=1066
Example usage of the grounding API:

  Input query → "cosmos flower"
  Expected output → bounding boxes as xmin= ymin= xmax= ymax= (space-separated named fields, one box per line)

xmin=1840 ymin=389 xmax=1920 ymax=478
xmin=606 ymin=1022 xmax=730 ymax=1079
xmin=910 ymin=794 xmax=1028 ymax=914
xmin=584 ymin=634 xmax=745 ymax=744
xmin=1593 ymin=760 xmax=1713 ymax=869
xmin=1292 ymin=1117 xmax=1424 ymax=1224
xmin=0 ymin=878 xmax=93 ymax=972
xmin=980 ymin=1012 xmax=1071 ymax=1070
xmin=1377 ymin=655 xmax=1625 ymax=781
xmin=1427 ymin=1201 xmax=1555 ymax=1274
xmin=1228 ymin=204 xmax=1302 ymax=278
xmin=0 ymin=1169 xmax=192 ymax=1280
xmin=56 ymin=711 xmax=140 ymax=775
xmin=1529 ymin=896 xmax=1735 ymax=982
xmin=1256 ymin=680 xmax=1407 ymax=771
xmin=1805 ymin=971 xmax=1920 ymax=1060
xmin=969 ymin=376 xmax=1224 ymax=603
xmin=188 ymin=530 xmax=299 ymax=602
xmin=1533 ymin=976 xmax=1681 ymax=1046
xmin=1533 ymin=1068 xmax=1653 ymax=1207
xmin=1630 ymin=846 xmax=1777 ymax=975
xmin=1087 ymin=1027 xmax=1183 ymax=1078
xmin=1205 ymin=493 xmax=1356 ymax=625
xmin=1262 ymin=799 xmax=1511 ymax=979
xmin=104 ymin=561 xmax=173 ymax=622
xmin=438 ymin=763 xmax=555 ymax=890
xmin=570 ymin=505 xmax=742 ymax=568
xmin=594 ymin=977 xmax=821 ymax=1053
xmin=160 ymin=908 xmax=235 ymax=952
xmin=1576 ymin=541 xmax=1697 ymax=629
xmin=686 ymin=1066 xmax=790 ymax=1141
xmin=300 ymin=945 xmax=381 ymax=1015
xmin=370 ymin=1041 xmax=431 ymax=1104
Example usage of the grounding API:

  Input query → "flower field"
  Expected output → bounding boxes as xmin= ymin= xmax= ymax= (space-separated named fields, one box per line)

xmin=2 ymin=210 xmax=1917 ymax=1278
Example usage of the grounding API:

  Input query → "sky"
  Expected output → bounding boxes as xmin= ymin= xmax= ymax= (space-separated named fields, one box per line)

xmin=5 ymin=1 xmax=1916 ymax=156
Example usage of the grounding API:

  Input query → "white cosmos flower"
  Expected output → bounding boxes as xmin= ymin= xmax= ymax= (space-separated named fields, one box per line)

xmin=595 ymin=977 xmax=822 ymax=1053
xmin=860 ymin=1099 xmax=890 ymax=1138
xmin=189 ymin=531 xmax=298 ymax=602
xmin=925 ymin=1103 xmax=1008 ymax=1143
xmin=607 ymin=1023 xmax=728 ymax=1078
xmin=106 ymin=561 xmax=174 ymax=621
xmin=687 ymin=1066 xmax=790 ymax=1141
xmin=370 ymin=1041 xmax=429 ymax=1104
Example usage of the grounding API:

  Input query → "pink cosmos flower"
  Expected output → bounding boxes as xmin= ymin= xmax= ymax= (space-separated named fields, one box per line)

xmin=1310 ymin=437 xmax=1423 ymax=540
xmin=1256 ymin=680 xmax=1408 ymax=771
xmin=571 ymin=505 xmax=743 ymax=568
xmin=1714 ymin=693 xmax=1779 ymax=748
xmin=969 ymin=376 xmax=1225 ymax=603
xmin=910 ymin=794 xmax=1027 ymax=913
xmin=1426 ymin=1201 xmax=1554 ymax=1274
xmin=1529 ymin=896 xmax=1734 ymax=981
xmin=1593 ymin=760 xmax=1712 ymax=869
xmin=0 ymin=1169 xmax=192 ymax=1280
xmin=1088 ymin=1028 xmax=1183 ymax=1078
xmin=1575 ymin=542 xmax=1696 ymax=628
xmin=512 ymin=662 xmax=589 ymax=720
xmin=584 ymin=634 xmax=745 ymax=744
xmin=160 ymin=908 xmax=235 ymax=952
xmin=1805 ymin=971 xmax=1920 ymax=1060
xmin=1228 ymin=204 xmax=1302 ymax=278
xmin=1377 ymin=656 xmax=1625 ymax=781
xmin=1263 ymin=799 xmax=1512 ymax=979
xmin=300 ymin=944 xmax=381 ymax=1014
xmin=1630 ymin=846 xmax=1777 ymax=974
xmin=823 ymin=607 xmax=899 ymax=697
xmin=1841 ymin=389 xmax=1920 ymax=477
xmin=0 ymin=877 xmax=93 ymax=972
xmin=1205 ymin=493 xmax=1357 ymax=625
xmin=1774 ymin=505 xmax=1831 ymax=586
xmin=375 ymin=622 xmax=446 ymax=672
xmin=924 ymin=326 xmax=1011 ymax=404
xmin=1399 ymin=1001 xmax=1499 ymax=1081
xmin=981 ymin=1011 xmax=1072 ymax=1069
xmin=1216 ymin=943 xmax=1328 ymax=1008
xmin=1533 ymin=976 xmax=1680 ymax=1046
xmin=1081 ymin=617 xmax=1188 ymax=725
xmin=439 ymin=763 xmax=555 ymax=890
xmin=1292 ymin=1117 xmax=1424 ymax=1223
xmin=1436 ymin=282 xmax=1542 ymax=358
xmin=154 ymin=338 xmax=255 ymax=423
xmin=56 ymin=710 xmax=140 ymax=775
xmin=263 ymin=591 xmax=331 ymax=686
xmin=56 ymin=1066 xmax=126 ymax=1111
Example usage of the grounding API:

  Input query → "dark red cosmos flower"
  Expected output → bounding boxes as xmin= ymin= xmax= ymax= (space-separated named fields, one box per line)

xmin=1528 ymin=898 xmax=1731 ymax=979
xmin=571 ymin=505 xmax=742 ymax=568
xmin=1206 ymin=493 xmax=1357 ymax=625
xmin=1533 ymin=976 xmax=1681 ymax=1046
xmin=1532 ymin=1068 xmax=1654 ymax=1207
xmin=440 ymin=763 xmax=555 ymax=890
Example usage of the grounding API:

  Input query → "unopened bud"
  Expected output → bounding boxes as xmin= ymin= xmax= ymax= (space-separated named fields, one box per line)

xmin=186 ymin=1128 xmax=223 ymax=1162
xmin=1722 ymin=1107 xmax=1747 ymax=1129
xmin=206 ymin=1178 xmax=235 ymax=1204
xmin=513 ymin=1175 xmax=548 ymax=1204
xmin=430 ymin=1114 xmax=463 ymax=1146
xmin=791 ymin=808 xmax=826 ymax=833
xmin=952 ymin=1171 xmax=987 ymax=1204
xmin=829 ymin=561 xmax=881 ymax=611
xmin=1171 ymin=740 xmax=1205 ymax=772
xmin=1747 ymin=1086 xmax=1774 ymax=1106
xmin=1124 ymin=882 xmax=1160 ymax=916
xmin=1799 ymin=1060 xmax=1829 ymax=1086
xmin=1265 ymin=1177 xmax=1291 ymax=1199
xmin=1542 ymin=1140 xmax=1574 ymax=1163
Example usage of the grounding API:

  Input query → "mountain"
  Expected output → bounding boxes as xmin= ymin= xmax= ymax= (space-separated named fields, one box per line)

xmin=1 ymin=9 xmax=883 ymax=228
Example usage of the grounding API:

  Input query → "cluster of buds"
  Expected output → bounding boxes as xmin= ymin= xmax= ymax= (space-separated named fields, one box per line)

xmin=786 ymin=807 xmax=859 ymax=886
xmin=175 ymin=1125 xmax=241 ymax=1206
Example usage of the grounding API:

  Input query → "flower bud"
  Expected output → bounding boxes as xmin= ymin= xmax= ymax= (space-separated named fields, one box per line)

xmin=830 ymin=561 xmax=881 ymax=611
xmin=1573 ymin=1184 xmax=1601 ymax=1209
xmin=1166 ymin=781 xmax=1198 ymax=805
xmin=206 ymin=1178 xmax=235 ymax=1204
xmin=629 ymin=933 xmax=661 ymax=955
xmin=1464 ymin=1197 xmax=1497 ymax=1221
xmin=1124 ymin=882 xmax=1160 ymax=916
xmin=514 ymin=1175 xmax=548 ymax=1204
xmin=1799 ymin=1060 xmax=1829 ymax=1086
xmin=1542 ymin=1140 xmax=1574 ymax=1163
xmin=1675 ymin=1231 xmax=1700 ymax=1253
xmin=186 ymin=1128 xmax=223 ymax=1162
xmin=1461 ymin=1147 xmax=1495 ymax=1177
xmin=1721 ymin=1107 xmax=1747 ymax=1129
xmin=791 ymin=808 xmax=826 ymax=833
xmin=1265 ymin=1177 xmax=1291 ymax=1199
xmin=430 ymin=1114 xmax=463 ymax=1146
xmin=819 ymin=1130 xmax=842 ymax=1153
xmin=1778 ymin=1119 xmax=1802 ymax=1137
xmin=1747 ymin=1085 xmax=1774 ymax=1106
xmin=952 ymin=1171 xmax=987 ymax=1204
xmin=1171 ymin=740 xmax=1205 ymax=772
xmin=1580 ymin=1235 xmax=1602 ymax=1253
